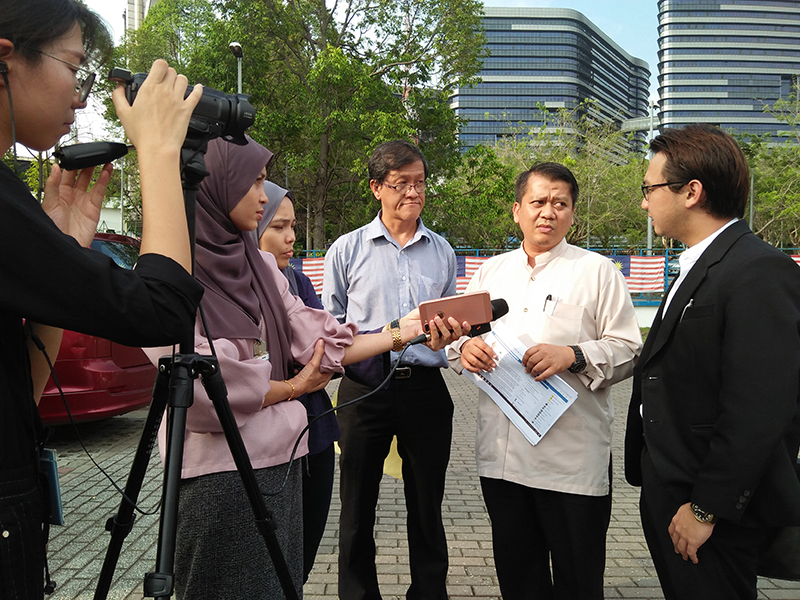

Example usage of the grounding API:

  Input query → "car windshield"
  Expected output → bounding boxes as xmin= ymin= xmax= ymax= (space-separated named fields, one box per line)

xmin=90 ymin=239 xmax=139 ymax=269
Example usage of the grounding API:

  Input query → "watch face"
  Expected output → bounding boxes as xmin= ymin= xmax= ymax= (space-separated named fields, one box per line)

xmin=691 ymin=504 xmax=716 ymax=524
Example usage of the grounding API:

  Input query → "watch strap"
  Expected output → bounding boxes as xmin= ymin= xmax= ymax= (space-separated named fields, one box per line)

xmin=390 ymin=319 xmax=404 ymax=352
xmin=568 ymin=345 xmax=586 ymax=373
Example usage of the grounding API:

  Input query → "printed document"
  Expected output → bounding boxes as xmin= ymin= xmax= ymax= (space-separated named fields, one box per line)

xmin=465 ymin=321 xmax=578 ymax=446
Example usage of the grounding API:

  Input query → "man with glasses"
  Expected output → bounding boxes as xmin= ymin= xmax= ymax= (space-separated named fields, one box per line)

xmin=625 ymin=124 xmax=800 ymax=600
xmin=447 ymin=161 xmax=641 ymax=600
xmin=323 ymin=140 xmax=458 ymax=600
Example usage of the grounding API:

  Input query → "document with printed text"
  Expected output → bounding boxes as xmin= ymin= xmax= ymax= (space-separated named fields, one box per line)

xmin=465 ymin=321 xmax=578 ymax=446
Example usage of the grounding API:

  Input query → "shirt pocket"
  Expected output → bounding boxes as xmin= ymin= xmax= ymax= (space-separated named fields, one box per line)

xmin=540 ymin=301 xmax=585 ymax=346
xmin=419 ymin=274 xmax=446 ymax=300
xmin=682 ymin=303 xmax=714 ymax=320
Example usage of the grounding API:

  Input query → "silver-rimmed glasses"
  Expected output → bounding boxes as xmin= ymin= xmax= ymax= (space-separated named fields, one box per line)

xmin=382 ymin=181 xmax=427 ymax=194
xmin=26 ymin=48 xmax=96 ymax=103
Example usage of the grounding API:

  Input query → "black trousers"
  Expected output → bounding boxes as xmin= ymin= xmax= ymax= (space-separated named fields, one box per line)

xmin=640 ymin=448 xmax=767 ymax=600
xmin=337 ymin=369 xmax=453 ymax=600
xmin=0 ymin=469 xmax=45 ymax=600
xmin=480 ymin=476 xmax=611 ymax=600
xmin=302 ymin=443 xmax=336 ymax=581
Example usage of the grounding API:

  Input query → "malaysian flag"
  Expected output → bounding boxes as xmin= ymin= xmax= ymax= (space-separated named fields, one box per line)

xmin=456 ymin=256 xmax=490 ymax=293
xmin=607 ymin=255 xmax=666 ymax=293
xmin=792 ymin=255 xmax=800 ymax=267
xmin=289 ymin=257 xmax=325 ymax=294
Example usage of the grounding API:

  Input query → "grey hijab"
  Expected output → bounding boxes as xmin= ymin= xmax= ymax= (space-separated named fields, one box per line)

xmin=257 ymin=181 xmax=299 ymax=296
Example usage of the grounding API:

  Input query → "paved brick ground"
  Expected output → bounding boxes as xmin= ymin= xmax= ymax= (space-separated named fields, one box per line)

xmin=45 ymin=369 xmax=800 ymax=599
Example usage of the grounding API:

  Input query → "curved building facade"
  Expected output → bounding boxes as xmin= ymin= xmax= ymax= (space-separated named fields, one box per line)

xmin=659 ymin=0 xmax=800 ymax=139
xmin=451 ymin=7 xmax=650 ymax=150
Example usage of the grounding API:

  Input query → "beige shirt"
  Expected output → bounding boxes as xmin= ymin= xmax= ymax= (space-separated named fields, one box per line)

xmin=447 ymin=240 xmax=642 ymax=496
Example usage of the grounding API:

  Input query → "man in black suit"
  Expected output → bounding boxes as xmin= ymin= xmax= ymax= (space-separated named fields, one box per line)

xmin=624 ymin=124 xmax=800 ymax=600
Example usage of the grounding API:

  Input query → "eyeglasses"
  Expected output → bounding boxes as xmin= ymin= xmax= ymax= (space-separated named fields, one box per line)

xmin=382 ymin=181 xmax=427 ymax=194
xmin=641 ymin=181 xmax=688 ymax=200
xmin=25 ymin=47 xmax=96 ymax=103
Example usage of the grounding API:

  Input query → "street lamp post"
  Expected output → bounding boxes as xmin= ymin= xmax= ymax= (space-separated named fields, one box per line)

xmin=647 ymin=99 xmax=659 ymax=255
xmin=228 ymin=41 xmax=243 ymax=94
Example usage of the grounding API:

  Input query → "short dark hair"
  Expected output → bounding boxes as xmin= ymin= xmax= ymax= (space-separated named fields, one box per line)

xmin=368 ymin=140 xmax=429 ymax=183
xmin=649 ymin=124 xmax=749 ymax=220
xmin=515 ymin=162 xmax=579 ymax=207
xmin=0 ymin=0 xmax=112 ymax=65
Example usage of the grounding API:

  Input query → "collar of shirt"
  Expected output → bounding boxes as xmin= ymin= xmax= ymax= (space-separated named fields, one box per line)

xmin=664 ymin=218 xmax=738 ymax=313
xmin=366 ymin=211 xmax=430 ymax=249
xmin=520 ymin=237 xmax=570 ymax=273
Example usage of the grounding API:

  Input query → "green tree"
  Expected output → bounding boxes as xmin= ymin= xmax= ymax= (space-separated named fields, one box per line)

xmin=748 ymin=89 xmax=800 ymax=247
xmin=427 ymin=144 xmax=517 ymax=249
xmin=740 ymin=136 xmax=800 ymax=247
xmin=457 ymin=101 xmax=649 ymax=250
xmin=116 ymin=0 xmax=487 ymax=250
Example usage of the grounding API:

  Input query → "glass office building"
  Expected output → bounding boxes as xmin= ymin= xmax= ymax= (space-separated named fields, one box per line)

xmin=451 ymin=7 xmax=650 ymax=150
xmin=659 ymin=0 xmax=800 ymax=139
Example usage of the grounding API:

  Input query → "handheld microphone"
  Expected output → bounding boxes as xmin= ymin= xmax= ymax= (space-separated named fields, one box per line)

xmin=54 ymin=141 xmax=130 ymax=171
xmin=468 ymin=298 xmax=509 ymax=337
xmin=408 ymin=298 xmax=509 ymax=345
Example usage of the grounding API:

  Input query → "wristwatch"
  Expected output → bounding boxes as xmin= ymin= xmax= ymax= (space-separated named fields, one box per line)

xmin=390 ymin=319 xmax=404 ymax=352
xmin=567 ymin=345 xmax=586 ymax=373
xmin=690 ymin=503 xmax=718 ymax=524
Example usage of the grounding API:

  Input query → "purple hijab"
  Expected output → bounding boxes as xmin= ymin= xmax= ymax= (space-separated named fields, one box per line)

xmin=195 ymin=136 xmax=293 ymax=379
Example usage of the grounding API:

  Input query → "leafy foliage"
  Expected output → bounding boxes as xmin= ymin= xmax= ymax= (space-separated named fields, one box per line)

xmin=438 ymin=101 xmax=649 ymax=250
xmin=78 ymin=3 xmax=800 ymax=251
xmin=113 ymin=0 xmax=486 ymax=249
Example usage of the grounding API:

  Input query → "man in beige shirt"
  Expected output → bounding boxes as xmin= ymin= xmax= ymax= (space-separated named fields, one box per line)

xmin=447 ymin=162 xmax=642 ymax=600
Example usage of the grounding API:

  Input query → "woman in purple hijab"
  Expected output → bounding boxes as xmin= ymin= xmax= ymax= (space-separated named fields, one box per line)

xmin=157 ymin=136 xmax=464 ymax=599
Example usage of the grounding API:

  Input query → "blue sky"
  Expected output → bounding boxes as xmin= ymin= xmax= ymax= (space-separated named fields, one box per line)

xmin=85 ymin=0 xmax=661 ymax=99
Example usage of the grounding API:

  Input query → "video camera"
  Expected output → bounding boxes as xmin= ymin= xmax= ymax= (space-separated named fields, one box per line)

xmin=110 ymin=68 xmax=255 ymax=145
xmin=55 ymin=68 xmax=256 ymax=171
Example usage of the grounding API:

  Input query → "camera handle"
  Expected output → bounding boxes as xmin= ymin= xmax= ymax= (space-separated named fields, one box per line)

xmin=93 ymin=146 xmax=299 ymax=600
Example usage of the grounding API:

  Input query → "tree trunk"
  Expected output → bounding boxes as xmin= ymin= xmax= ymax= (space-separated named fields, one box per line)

xmin=311 ymin=127 xmax=330 ymax=250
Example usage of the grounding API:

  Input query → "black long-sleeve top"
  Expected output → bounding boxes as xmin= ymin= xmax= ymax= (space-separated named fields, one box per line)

xmin=0 ymin=162 xmax=203 ymax=477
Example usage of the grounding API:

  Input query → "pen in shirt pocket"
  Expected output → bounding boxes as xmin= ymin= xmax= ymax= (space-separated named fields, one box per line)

xmin=680 ymin=298 xmax=694 ymax=322
xmin=543 ymin=294 xmax=558 ymax=315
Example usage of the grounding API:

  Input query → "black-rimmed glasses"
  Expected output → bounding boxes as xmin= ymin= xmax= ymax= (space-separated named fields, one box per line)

xmin=641 ymin=181 xmax=688 ymax=200
xmin=26 ymin=48 xmax=96 ymax=103
xmin=382 ymin=181 xmax=427 ymax=194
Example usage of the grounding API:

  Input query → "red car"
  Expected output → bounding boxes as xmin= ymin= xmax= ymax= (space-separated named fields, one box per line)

xmin=38 ymin=232 xmax=157 ymax=425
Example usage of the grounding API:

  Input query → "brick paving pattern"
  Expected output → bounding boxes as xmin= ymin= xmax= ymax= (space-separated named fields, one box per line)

xmin=45 ymin=369 xmax=800 ymax=599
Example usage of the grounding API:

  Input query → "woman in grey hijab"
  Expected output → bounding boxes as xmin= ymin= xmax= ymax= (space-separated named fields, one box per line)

xmin=257 ymin=181 xmax=339 ymax=582
xmin=257 ymin=181 xmax=300 ymax=295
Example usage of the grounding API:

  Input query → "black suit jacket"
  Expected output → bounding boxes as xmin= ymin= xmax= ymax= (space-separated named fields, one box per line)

xmin=625 ymin=220 xmax=800 ymax=527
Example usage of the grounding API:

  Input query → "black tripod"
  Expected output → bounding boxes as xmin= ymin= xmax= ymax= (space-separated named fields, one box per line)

xmin=93 ymin=143 xmax=299 ymax=600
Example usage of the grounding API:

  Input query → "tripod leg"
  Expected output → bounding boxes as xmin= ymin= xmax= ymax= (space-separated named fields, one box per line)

xmin=200 ymin=360 xmax=301 ymax=600
xmin=93 ymin=367 xmax=171 ymax=600
xmin=146 ymin=356 xmax=196 ymax=600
